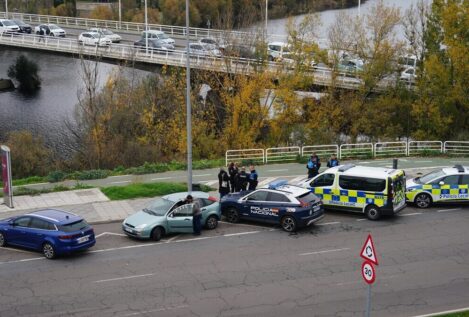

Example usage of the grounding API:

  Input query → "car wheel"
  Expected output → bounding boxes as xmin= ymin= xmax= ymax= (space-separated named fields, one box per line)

xmin=281 ymin=216 xmax=297 ymax=232
xmin=0 ymin=232 xmax=6 ymax=247
xmin=151 ymin=226 xmax=164 ymax=241
xmin=225 ymin=208 xmax=239 ymax=223
xmin=51 ymin=33 xmax=55 ymax=37
xmin=42 ymin=242 xmax=56 ymax=259
xmin=205 ymin=215 xmax=218 ymax=230
xmin=415 ymin=193 xmax=432 ymax=208
xmin=365 ymin=205 xmax=381 ymax=221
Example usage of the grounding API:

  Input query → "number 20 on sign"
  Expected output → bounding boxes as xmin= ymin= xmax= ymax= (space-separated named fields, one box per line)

xmin=361 ymin=261 xmax=376 ymax=284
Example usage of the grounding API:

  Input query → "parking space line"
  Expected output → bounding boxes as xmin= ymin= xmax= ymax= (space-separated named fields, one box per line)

xmin=219 ymin=221 xmax=271 ymax=229
xmin=399 ymin=212 xmax=423 ymax=217
xmin=356 ymin=218 xmax=367 ymax=222
xmin=95 ymin=232 xmax=127 ymax=238
xmin=165 ymin=234 xmax=181 ymax=243
xmin=437 ymin=208 xmax=462 ymax=213
xmin=224 ymin=231 xmax=260 ymax=237
xmin=94 ymin=273 xmax=154 ymax=283
xmin=316 ymin=222 xmax=341 ymax=226
xmin=110 ymin=181 xmax=131 ymax=184
xmin=299 ymin=248 xmax=350 ymax=256
xmin=0 ymin=257 xmax=45 ymax=265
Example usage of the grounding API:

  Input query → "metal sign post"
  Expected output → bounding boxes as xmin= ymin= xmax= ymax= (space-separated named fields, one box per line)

xmin=1 ymin=145 xmax=13 ymax=208
xmin=360 ymin=235 xmax=378 ymax=317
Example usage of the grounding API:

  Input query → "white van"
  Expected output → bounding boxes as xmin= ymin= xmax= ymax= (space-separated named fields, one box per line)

xmin=299 ymin=164 xmax=406 ymax=220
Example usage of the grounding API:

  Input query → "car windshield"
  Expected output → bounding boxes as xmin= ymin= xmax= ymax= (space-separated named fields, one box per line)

xmin=159 ymin=33 xmax=169 ymax=39
xmin=3 ymin=20 xmax=16 ymax=26
xmin=58 ymin=220 xmax=89 ymax=232
xmin=416 ymin=169 xmax=446 ymax=184
xmin=13 ymin=20 xmax=25 ymax=26
xmin=49 ymin=25 xmax=59 ymax=30
xmin=298 ymin=192 xmax=317 ymax=204
xmin=102 ymin=30 xmax=113 ymax=35
xmin=144 ymin=198 xmax=174 ymax=216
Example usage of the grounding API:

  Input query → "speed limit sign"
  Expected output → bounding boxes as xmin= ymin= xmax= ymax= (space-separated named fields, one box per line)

xmin=361 ymin=261 xmax=376 ymax=284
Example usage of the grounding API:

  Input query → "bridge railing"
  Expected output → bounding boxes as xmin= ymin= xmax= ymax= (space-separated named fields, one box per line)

xmin=374 ymin=141 xmax=407 ymax=157
xmin=302 ymin=145 xmax=338 ymax=158
xmin=265 ymin=147 xmax=301 ymax=163
xmin=225 ymin=149 xmax=265 ymax=166
xmin=1 ymin=11 xmax=287 ymax=42
xmin=408 ymin=141 xmax=443 ymax=155
xmin=444 ymin=141 xmax=469 ymax=156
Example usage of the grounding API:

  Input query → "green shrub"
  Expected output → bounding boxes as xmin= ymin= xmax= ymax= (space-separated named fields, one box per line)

xmin=12 ymin=176 xmax=47 ymax=186
xmin=101 ymin=182 xmax=188 ymax=200
xmin=112 ymin=165 xmax=126 ymax=174
xmin=75 ymin=169 xmax=111 ymax=180
xmin=47 ymin=170 xmax=67 ymax=183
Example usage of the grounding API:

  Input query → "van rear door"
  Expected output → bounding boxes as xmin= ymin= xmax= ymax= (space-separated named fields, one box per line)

xmin=390 ymin=172 xmax=406 ymax=211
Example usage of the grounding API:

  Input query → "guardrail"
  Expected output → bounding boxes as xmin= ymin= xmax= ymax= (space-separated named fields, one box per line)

xmin=265 ymin=146 xmax=300 ymax=163
xmin=225 ymin=149 xmax=265 ymax=166
xmin=226 ymin=140 xmax=469 ymax=165
xmin=444 ymin=141 xmax=469 ymax=155
xmin=408 ymin=141 xmax=443 ymax=155
xmin=374 ymin=141 xmax=407 ymax=157
xmin=339 ymin=143 xmax=373 ymax=160
xmin=0 ymin=11 xmax=287 ymax=42
xmin=302 ymin=145 xmax=338 ymax=158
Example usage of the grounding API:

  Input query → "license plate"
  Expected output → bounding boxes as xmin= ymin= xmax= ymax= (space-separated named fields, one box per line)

xmin=313 ymin=205 xmax=320 ymax=212
xmin=77 ymin=235 xmax=90 ymax=244
xmin=124 ymin=227 xmax=135 ymax=234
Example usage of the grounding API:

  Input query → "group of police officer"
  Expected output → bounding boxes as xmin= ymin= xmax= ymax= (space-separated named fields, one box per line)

xmin=218 ymin=163 xmax=259 ymax=197
xmin=306 ymin=153 xmax=340 ymax=179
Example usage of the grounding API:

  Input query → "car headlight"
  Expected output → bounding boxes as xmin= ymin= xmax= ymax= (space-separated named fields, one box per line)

xmin=135 ymin=224 xmax=147 ymax=230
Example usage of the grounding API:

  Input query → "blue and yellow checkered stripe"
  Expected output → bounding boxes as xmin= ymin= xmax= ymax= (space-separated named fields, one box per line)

xmin=406 ymin=184 xmax=469 ymax=201
xmin=312 ymin=188 xmax=386 ymax=207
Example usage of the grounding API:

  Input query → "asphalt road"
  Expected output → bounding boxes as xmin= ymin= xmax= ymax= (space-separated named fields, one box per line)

xmin=1 ymin=204 xmax=468 ymax=316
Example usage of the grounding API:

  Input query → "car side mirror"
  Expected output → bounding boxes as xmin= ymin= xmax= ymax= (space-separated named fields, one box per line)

xmin=167 ymin=213 xmax=174 ymax=218
xmin=439 ymin=181 xmax=445 ymax=186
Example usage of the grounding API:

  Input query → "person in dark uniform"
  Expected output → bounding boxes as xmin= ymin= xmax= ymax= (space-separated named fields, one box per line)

xmin=228 ymin=162 xmax=238 ymax=193
xmin=218 ymin=167 xmax=230 ymax=198
xmin=236 ymin=166 xmax=249 ymax=191
xmin=327 ymin=154 xmax=340 ymax=168
xmin=185 ymin=195 xmax=202 ymax=236
xmin=306 ymin=155 xmax=320 ymax=179
xmin=248 ymin=165 xmax=258 ymax=190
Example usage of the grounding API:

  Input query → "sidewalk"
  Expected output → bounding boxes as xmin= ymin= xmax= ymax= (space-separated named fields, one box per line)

xmin=0 ymin=188 xmax=153 ymax=224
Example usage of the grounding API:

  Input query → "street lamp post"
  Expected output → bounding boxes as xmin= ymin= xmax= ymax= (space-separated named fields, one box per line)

xmin=5 ymin=0 xmax=8 ymax=18
xmin=358 ymin=0 xmax=361 ymax=17
xmin=185 ymin=0 xmax=192 ymax=193
xmin=265 ymin=0 xmax=268 ymax=37
xmin=118 ymin=0 xmax=121 ymax=28
xmin=144 ymin=0 xmax=148 ymax=54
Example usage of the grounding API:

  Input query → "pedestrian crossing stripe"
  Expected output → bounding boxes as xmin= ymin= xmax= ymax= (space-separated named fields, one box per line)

xmin=258 ymin=177 xmax=278 ymax=187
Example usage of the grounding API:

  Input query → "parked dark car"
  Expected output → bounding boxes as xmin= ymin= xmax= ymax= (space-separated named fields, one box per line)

xmin=0 ymin=209 xmax=95 ymax=259
xmin=134 ymin=38 xmax=175 ymax=53
xmin=12 ymin=19 xmax=32 ymax=33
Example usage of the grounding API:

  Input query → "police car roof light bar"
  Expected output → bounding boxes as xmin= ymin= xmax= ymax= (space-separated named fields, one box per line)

xmin=454 ymin=165 xmax=464 ymax=173
xmin=268 ymin=179 xmax=289 ymax=189
xmin=338 ymin=164 xmax=356 ymax=172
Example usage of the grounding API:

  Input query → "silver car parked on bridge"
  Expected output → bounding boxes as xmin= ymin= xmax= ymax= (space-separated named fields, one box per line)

xmin=0 ymin=19 xmax=20 ymax=34
xmin=34 ymin=24 xmax=66 ymax=37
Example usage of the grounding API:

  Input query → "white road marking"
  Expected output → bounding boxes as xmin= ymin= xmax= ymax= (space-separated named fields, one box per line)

xmin=194 ymin=173 xmax=212 ymax=177
xmin=258 ymin=177 xmax=278 ymax=187
xmin=219 ymin=221 xmax=271 ymax=229
xmin=316 ymin=221 xmax=341 ymax=226
xmin=358 ymin=161 xmax=371 ymax=164
xmin=399 ymin=212 xmax=423 ymax=217
xmin=0 ymin=257 xmax=45 ymax=265
xmin=437 ymin=208 xmax=462 ymax=213
xmin=122 ymin=305 xmax=188 ymax=316
xmin=224 ymin=231 xmax=260 ymax=237
xmin=165 ymin=234 xmax=181 ymax=243
xmin=267 ymin=169 xmax=289 ymax=172
xmin=412 ymin=307 xmax=469 ymax=317
xmin=95 ymin=232 xmax=127 ymax=238
xmin=356 ymin=218 xmax=367 ymax=221
xmin=299 ymin=248 xmax=350 ymax=256
xmin=289 ymin=176 xmax=306 ymax=185
xmin=151 ymin=177 xmax=172 ymax=180
xmin=110 ymin=180 xmax=131 ymax=184
xmin=204 ymin=180 xmax=218 ymax=186
xmin=94 ymin=273 xmax=154 ymax=283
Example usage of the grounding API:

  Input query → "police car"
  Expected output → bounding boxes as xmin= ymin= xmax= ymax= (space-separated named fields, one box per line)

xmin=220 ymin=180 xmax=324 ymax=232
xmin=406 ymin=165 xmax=469 ymax=208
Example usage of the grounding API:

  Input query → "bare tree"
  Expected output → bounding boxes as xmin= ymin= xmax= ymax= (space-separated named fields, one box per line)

xmin=402 ymin=0 xmax=430 ymax=65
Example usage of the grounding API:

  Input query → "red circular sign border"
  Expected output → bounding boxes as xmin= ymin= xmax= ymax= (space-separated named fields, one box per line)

xmin=361 ymin=261 xmax=376 ymax=285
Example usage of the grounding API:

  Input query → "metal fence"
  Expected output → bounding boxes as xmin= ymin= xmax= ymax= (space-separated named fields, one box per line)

xmin=444 ymin=141 xmax=469 ymax=155
xmin=265 ymin=146 xmax=300 ymax=163
xmin=226 ymin=140 xmax=469 ymax=165
xmin=225 ymin=149 xmax=265 ymax=166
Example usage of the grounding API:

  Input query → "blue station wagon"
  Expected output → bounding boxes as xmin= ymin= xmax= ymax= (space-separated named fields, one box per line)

xmin=0 ymin=209 xmax=95 ymax=259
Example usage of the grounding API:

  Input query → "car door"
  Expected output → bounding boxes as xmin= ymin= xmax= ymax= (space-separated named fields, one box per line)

xmin=28 ymin=217 xmax=50 ymax=249
xmin=459 ymin=175 xmax=469 ymax=202
xmin=167 ymin=204 xmax=194 ymax=233
xmin=309 ymin=173 xmax=335 ymax=205
xmin=430 ymin=175 xmax=460 ymax=202
xmin=263 ymin=192 xmax=292 ymax=223
xmin=8 ymin=216 xmax=32 ymax=247
xmin=242 ymin=190 xmax=269 ymax=220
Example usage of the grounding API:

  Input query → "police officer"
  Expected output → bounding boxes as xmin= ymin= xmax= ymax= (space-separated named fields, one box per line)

xmin=236 ymin=166 xmax=249 ymax=191
xmin=327 ymin=154 xmax=339 ymax=168
xmin=218 ymin=167 xmax=230 ymax=198
xmin=185 ymin=195 xmax=202 ymax=236
xmin=248 ymin=165 xmax=258 ymax=190
xmin=228 ymin=162 xmax=238 ymax=193
xmin=306 ymin=155 xmax=320 ymax=179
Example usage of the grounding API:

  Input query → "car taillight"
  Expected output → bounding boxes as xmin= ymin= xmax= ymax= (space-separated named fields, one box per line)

xmin=300 ymin=201 xmax=311 ymax=208
xmin=208 ymin=196 xmax=219 ymax=202
xmin=58 ymin=234 xmax=80 ymax=240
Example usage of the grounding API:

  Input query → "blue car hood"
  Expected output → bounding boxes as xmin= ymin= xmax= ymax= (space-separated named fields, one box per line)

xmin=124 ymin=210 xmax=164 ymax=226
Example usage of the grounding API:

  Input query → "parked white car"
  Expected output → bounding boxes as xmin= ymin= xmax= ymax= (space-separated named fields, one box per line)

xmin=0 ymin=19 xmax=20 ymax=34
xmin=267 ymin=41 xmax=291 ymax=61
xmin=400 ymin=67 xmax=416 ymax=83
xmin=78 ymin=32 xmax=112 ymax=46
xmin=142 ymin=30 xmax=175 ymax=45
xmin=199 ymin=37 xmax=227 ymax=50
xmin=187 ymin=43 xmax=222 ymax=58
xmin=34 ymin=24 xmax=66 ymax=37
xmin=89 ymin=28 xmax=121 ymax=43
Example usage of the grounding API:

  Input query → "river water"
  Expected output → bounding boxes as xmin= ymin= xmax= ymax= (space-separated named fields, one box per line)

xmin=0 ymin=0 xmax=431 ymax=152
